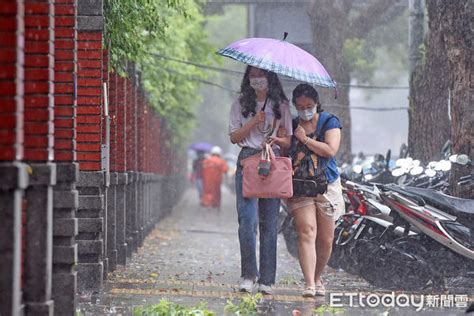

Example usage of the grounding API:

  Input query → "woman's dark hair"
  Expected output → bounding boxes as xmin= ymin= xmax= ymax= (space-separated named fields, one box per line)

xmin=239 ymin=66 xmax=288 ymax=119
xmin=292 ymin=83 xmax=323 ymax=113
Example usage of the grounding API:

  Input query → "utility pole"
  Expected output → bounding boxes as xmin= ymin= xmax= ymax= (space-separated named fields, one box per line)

xmin=408 ymin=0 xmax=424 ymax=80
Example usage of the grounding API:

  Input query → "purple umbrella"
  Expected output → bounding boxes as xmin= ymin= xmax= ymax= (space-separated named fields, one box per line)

xmin=189 ymin=142 xmax=213 ymax=152
xmin=217 ymin=33 xmax=336 ymax=89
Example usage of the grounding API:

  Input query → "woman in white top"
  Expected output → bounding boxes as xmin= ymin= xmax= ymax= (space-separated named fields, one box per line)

xmin=228 ymin=66 xmax=292 ymax=294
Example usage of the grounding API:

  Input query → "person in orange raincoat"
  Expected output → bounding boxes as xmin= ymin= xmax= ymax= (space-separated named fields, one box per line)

xmin=201 ymin=146 xmax=228 ymax=209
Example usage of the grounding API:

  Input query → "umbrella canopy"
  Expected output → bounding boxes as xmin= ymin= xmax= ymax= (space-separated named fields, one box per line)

xmin=217 ymin=34 xmax=336 ymax=88
xmin=189 ymin=142 xmax=213 ymax=152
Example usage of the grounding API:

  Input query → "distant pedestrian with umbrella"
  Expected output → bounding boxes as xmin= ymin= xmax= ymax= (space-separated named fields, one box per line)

xmin=201 ymin=146 xmax=228 ymax=210
xmin=191 ymin=150 xmax=207 ymax=201
xmin=189 ymin=142 xmax=214 ymax=201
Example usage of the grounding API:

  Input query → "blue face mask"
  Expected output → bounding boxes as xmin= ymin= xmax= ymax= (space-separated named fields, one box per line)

xmin=298 ymin=107 xmax=316 ymax=121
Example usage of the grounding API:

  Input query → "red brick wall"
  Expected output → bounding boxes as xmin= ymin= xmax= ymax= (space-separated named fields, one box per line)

xmin=23 ymin=0 xmax=55 ymax=162
xmin=125 ymin=77 xmax=136 ymax=171
xmin=137 ymin=89 xmax=144 ymax=172
xmin=2 ymin=0 xmax=173 ymax=175
xmin=0 ymin=0 xmax=25 ymax=162
xmin=143 ymin=98 xmax=149 ymax=173
xmin=109 ymin=71 xmax=117 ymax=172
xmin=102 ymin=48 xmax=109 ymax=169
xmin=54 ymin=0 xmax=77 ymax=162
xmin=76 ymin=30 xmax=102 ymax=170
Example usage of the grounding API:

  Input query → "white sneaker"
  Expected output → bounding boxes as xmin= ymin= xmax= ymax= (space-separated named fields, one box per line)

xmin=258 ymin=283 xmax=273 ymax=295
xmin=239 ymin=278 xmax=255 ymax=293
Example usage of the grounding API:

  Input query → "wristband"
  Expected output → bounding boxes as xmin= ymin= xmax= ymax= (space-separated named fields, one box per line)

xmin=303 ymin=137 xmax=310 ymax=145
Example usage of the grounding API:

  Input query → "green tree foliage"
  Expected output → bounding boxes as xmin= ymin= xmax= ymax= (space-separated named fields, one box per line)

xmin=191 ymin=5 xmax=247 ymax=152
xmin=342 ymin=11 xmax=408 ymax=85
xmin=104 ymin=0 xmax=212 ymax=144
xmin=342 ymin=38 xmax=376 ymax=82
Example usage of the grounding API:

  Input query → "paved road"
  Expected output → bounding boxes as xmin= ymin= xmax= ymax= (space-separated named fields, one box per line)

xmin=78 ymin=186 xmax=471 ymax=315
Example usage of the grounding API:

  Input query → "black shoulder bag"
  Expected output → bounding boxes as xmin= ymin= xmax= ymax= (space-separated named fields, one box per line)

xmin=291 ymin=115 xmax=335 ymax=197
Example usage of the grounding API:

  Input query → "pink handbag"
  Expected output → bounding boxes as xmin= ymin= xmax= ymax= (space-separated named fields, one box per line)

xmin=241 ymin=144 xmax=293 ymax=199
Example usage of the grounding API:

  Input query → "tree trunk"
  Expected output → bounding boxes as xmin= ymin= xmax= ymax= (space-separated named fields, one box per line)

xmin=308 ymin=0 xmax=402 ymax=163
xmin=408 ymin=0 xmax=451 ymax=162
xmin=437 ymin=0 xmax=473 ymax=199
xmin=308 ymin=1 xmax=352 ymax=163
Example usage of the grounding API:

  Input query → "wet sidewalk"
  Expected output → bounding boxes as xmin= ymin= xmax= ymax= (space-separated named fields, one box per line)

xmin=78 ymin=186 xmax=470 ymax=315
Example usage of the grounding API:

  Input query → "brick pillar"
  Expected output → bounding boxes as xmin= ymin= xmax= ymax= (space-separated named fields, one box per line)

xmin=0 ymin=3 xmax=27 ymax=316
xmin=114 ymin=75 xmax=128 ymax=265
xmin=52 ymin=1 xmax=79 ymax=314
xmin=100 ymin=48 xmax=110 ymax=277
xmin=151 ymin=113 xmax=163 ymax=224
xmin=136 ymin=87 xmax=144 ymax=246
xmin=144 ymin=101 xmax=151 ymax=235
xmin=106 ymin=61 xmax=117 ymax=272
xmin=125 ymin=64 xmax=138 ymax=256
xmin=23 ymin=0 xmax=56 ymax=314
xmin=76 ymin=0 xmax=105 ymax=292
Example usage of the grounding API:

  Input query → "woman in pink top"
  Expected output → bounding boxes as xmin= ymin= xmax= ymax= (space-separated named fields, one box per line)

xmin=228 ymin=66 xmax=292 ymax=294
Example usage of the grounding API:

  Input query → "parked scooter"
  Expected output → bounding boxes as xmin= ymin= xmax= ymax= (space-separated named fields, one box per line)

xmin=328 ymin=153 xmax=472 ymax=290
xmin=328 ymin=180 xmax=419 ymax=284
xmin=377 ymin=178 xmax=474 ymax=288
xmin=278 ymin=200 xmax=299 ymax=259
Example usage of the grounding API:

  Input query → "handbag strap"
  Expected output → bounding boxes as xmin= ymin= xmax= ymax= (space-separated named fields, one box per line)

xmin=269 ymin=118 xmax=280 ymax=138
xmin=267 ymin=143 xmax=276 ymax=160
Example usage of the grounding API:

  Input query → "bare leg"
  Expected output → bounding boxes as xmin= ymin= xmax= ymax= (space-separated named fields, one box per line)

xmin=293 ymin=204 xmax=317 ymax=288
xmin=314 ymin=210 xmax=335 ymax=285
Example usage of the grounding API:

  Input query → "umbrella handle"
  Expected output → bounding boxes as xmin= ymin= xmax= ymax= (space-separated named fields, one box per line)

xmin=257 ymin=96 xmax=271 ymax=134
xmin=261 ymin=96 xmax=269 ymax=111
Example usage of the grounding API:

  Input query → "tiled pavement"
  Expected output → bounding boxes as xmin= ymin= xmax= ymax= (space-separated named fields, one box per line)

xmin=78 ymin=186 xmax=471 ymax=315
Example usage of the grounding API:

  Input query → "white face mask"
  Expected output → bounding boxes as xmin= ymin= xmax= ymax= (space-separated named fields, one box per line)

xmin=298 ymin=107 xmax=316 ymax=121
xmin=249 ymin=77 xmax=268 ymax=91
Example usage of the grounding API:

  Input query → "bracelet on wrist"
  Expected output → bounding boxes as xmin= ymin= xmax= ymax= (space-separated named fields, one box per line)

xmin=303 ymin=137 xmax=310 ymax=145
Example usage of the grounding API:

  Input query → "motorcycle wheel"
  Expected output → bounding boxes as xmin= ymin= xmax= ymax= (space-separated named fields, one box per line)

xmin=358 ymin=239 xmax=434 ymax=291
xmin=282 ymin=219 xmax=299 ymax=259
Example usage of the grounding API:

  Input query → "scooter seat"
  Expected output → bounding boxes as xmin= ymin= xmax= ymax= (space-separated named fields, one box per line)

xmin=402 ymin=186 xmax=474 ymax=215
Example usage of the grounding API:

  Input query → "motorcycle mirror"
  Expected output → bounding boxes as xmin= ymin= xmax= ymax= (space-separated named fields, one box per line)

xmin=449 ymin=154 xmax=458 ymax=163
xmin=456 ymin=154 xmax=471 ymax=165
xmin=353 ymin=165 xmax=363 ymax=174
xmin=439 ymin=160 xmax=452 ymax=172
xmin=395 ymin=158 xmax=412 ymax=169
xmin=397 ymin=174 xmax=407 ymax=185
xmin=425 ymin=169 xmax=436 ymax=177
xmin=392 ymin=168 xmax=405 ymax=177
xmin=395 ymin=158 xmax=405 ymax=167
xmin=441 ymin=140 xmax=452 ymax=158
xmin=385 ymin=149 xmax=391 ymax=169
xmin=428 ymin=161 xmax=437 ymax=168
xmin=410 ymin=166 xmax=424 ymax=176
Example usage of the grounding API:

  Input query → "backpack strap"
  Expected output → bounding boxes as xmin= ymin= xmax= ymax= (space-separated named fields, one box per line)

xmin=316 ymin=113 xmax=338 ymax=142
xmin=315 ymin=113 xmax=339 ymax=169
